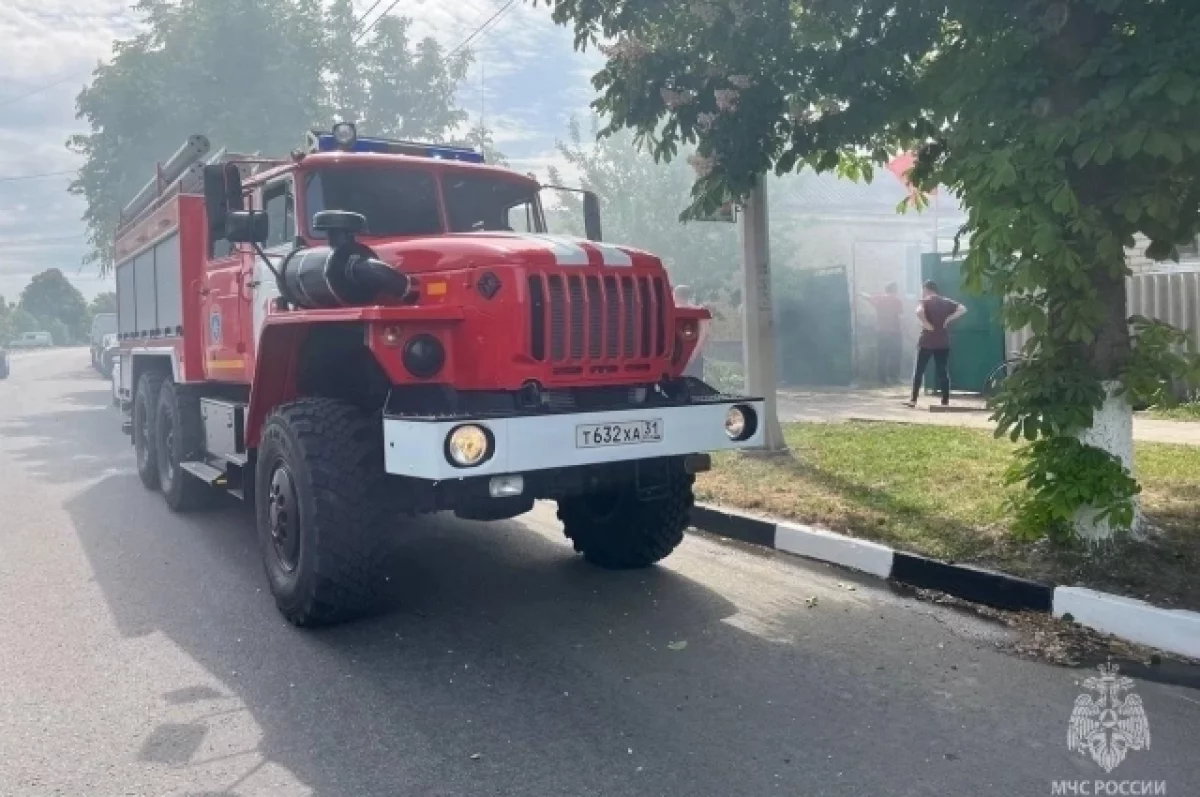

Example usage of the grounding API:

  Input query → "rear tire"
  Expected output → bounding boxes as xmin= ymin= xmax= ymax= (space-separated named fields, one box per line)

xmin=558 ymin=467 xmax=694 ymax=569
xmin=134 ymin=372 xmax=166 ymax=490
xmin=255 ymin=398 xmax=390 ymax=627
xmin=155 ymin=380 xmax=213 ymax=512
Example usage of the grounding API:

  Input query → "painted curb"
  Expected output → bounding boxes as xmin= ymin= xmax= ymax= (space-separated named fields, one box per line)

xmin=775 ymin=520 xmax=893 ymax=580
xmin=891 ymin=551 xmax=1053 ymax=612
xmin=1053 ymin=587 xmax=1200 ymax=660
xmin=690 ymin=505 xmax=775 ymax=548
xmin=689 ymin=503 xmax=1200 ymax=659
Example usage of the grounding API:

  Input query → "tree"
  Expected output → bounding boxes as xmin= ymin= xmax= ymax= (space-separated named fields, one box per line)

xmin=326 ymin=0 xmax=366 ymax=121
xmin=537 ymin=0 xmax=1200 ymax=542
xmin=364 ymin=16 xmax=472 ymax=140
xmin=545 ymin=115 xmax=739 ymax=300
xmin=70 ymin=0 xmax=474 ymax=271
xmin=89 ymin=292 xmax=118 ymax=316
xmin=20 ymin=269 xmax=89 ymax=342
xmin=452 ymin=123 xmax=509 ymax=166
xmin=0 ymin=296 xmax=11 ymax=346
xmin=10 ymin=308 xmax=40 ymax=337
xmin=38 ymin=317 xmax=71 ymax=347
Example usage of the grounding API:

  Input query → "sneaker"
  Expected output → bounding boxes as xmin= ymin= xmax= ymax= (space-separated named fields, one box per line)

xmin=902 ymin=400 xmax=916 ymax=408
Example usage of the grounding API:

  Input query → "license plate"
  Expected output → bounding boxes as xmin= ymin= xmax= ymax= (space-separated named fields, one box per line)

xmin=576 ymin=419 xmax=663 ymax=449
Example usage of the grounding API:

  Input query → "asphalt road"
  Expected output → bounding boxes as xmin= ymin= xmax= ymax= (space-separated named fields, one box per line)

xmin=1 ymin=348 xmax=1197 ymax=797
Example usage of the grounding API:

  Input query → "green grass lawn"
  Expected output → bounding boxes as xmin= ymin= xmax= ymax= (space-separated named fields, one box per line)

xmin=697 ymin=422 xmax=1200 ymax=611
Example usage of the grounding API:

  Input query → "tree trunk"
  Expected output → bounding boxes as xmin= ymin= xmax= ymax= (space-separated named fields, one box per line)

xmin=1073 ymin=261 xmax=1140 ymax=542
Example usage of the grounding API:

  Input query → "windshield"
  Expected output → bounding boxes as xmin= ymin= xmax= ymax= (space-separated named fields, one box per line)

xmin=442 ymin=173 xmax=545 ymax=234
xmin=304 ymin=167 xmax=545 ymax=238
xmin=305 ymin=167 xmax=441 ymax=237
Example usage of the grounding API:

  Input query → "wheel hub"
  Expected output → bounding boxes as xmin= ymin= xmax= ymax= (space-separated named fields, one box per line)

xmin=268 ymin=463 xmax=300 ymax=572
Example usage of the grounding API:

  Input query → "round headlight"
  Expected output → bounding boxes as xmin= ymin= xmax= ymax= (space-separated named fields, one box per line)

xmin=447 ymin=425 xmax=492 ymax=467
xmin=403 ymin=334 xmax=445 ymax=379
xmin=724 ymin=406 xmax=747 ymax=440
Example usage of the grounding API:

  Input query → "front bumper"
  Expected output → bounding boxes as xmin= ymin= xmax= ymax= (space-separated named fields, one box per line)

xmin=382 ymin=398 xmax=765 ymax=481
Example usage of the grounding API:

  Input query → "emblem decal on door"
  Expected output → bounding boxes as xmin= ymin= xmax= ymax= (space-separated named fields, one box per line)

xmin=209 ymin=309 xmax=222 ymax=345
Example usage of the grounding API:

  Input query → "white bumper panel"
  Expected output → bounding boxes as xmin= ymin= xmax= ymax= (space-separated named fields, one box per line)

xmin=382 ymin=400 xmax=766 ymax=481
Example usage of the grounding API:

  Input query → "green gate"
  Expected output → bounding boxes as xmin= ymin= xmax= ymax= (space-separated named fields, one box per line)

xmin=774 ymin=266 xmax=853 ymax=387
xmin=920 ymin=253 xmax=1005 ymax=393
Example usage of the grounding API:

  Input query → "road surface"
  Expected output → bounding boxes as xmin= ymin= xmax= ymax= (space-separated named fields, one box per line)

xmin=1 ymin=349 xmax=1197 ymax=796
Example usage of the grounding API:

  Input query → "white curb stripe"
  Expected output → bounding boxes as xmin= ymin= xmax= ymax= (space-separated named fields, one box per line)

xmin=1053 ymin=587 xmax=1200 ymax=659
xmin=774 ymin=520 xmax=895 ymax=579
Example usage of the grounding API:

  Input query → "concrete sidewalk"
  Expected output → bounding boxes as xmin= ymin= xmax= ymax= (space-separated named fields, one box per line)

xmin=775 ymin=386 xmax=1200 ymax=446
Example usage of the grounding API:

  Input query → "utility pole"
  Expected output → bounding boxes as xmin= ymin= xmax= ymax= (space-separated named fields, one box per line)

xmin=739 ymin=176 xmax=787 ymax=452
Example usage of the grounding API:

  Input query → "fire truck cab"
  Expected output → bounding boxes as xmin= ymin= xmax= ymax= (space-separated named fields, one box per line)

xmin=114 ymin=124 xmax=766 ymax=626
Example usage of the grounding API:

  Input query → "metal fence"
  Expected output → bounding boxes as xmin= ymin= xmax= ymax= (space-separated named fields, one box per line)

xmin=1006 ymin=267 xmax=1200 ymax=364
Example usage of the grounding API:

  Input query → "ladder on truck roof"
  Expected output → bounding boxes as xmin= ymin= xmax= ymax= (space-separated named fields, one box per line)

xmin=117 ymin=135 xmax=286 ymax=234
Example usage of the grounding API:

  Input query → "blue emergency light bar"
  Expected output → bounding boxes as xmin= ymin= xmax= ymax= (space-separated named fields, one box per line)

xmin=307 ymin=127 xmax=485 ymax=163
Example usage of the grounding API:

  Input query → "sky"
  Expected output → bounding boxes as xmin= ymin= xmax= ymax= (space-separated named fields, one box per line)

xmin=0 ymin=0 xmax=602 ymax=303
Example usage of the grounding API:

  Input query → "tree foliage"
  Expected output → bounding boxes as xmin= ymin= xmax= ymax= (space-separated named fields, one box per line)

xmin=0 ymin=296 xmax=11 ymax=346
xmin=537 ymin=0 xmax=1200 ymax=540
xmin=70 ymin=0 xmax=478 ymax=271
xmin=89 ymin=292 xmax=118 ymax=316
xmin=19 ymin=269 xmax=90 ymax=342
xmin=546 ymin=115 xmax=739 ymax=300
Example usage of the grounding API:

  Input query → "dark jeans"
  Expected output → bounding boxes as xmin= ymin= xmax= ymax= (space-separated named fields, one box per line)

xmin=911 ymin=347 xmax=950 ymax=403
xmin=876 ymin=332 xmax=902 ymax=384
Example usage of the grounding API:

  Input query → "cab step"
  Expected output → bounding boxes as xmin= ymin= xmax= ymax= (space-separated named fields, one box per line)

xmin=180 ymin=461 xmax=228 ymax=486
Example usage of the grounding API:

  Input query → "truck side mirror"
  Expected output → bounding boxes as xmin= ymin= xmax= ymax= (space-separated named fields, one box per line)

xmin=202 ymin=163 xmax=245 ymax=240
xmin=583 ymin=192 xmax=603 ymax=242
xmin=225 ymin=210 xmax=269 ymax=244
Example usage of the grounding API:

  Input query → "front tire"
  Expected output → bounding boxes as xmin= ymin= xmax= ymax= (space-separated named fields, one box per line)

xmin=134 ymin=372 xmax=165 ymax=490
xmin=255 ymin=398 xmax=390 ymax=627
xmin=155 ymin=380 xmax=213 ymax=512
xmin=557 ymin=466 xmax=694 ymax=569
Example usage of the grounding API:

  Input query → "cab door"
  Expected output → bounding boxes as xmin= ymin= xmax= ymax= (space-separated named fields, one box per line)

xmin=202 ymin=223 xmax=248 ymax=381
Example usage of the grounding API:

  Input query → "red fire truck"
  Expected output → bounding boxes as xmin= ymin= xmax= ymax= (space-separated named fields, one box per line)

xmin=113 ymin=123 xmax=765 ymax=626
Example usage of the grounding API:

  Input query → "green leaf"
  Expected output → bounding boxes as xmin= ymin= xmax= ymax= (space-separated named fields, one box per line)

xmin=1162 ymin=134 xmax=1183 ymax=164
xmin=1145 ymin=130 xmax=1181 ymax=162
xmin=1118 ymin=129 xmax=1146 ymax=159
xmin=1051 ymin=184 xmax=1076 ymax=214
xmin=1166 ymin=74 xmax=1195 ymax=106
xmin=1100 ymin=83 xmax=1127 ymax=111
xmin=1073 ymin=139 xmax=1099 ymax=168
xmin=1093 ymin=140 xmax=1113 ymax=166
xmin=990 ymin=160 xmax=1017 ymax=189
xmin=1132 ymin=72 xmax=1171 ymax=100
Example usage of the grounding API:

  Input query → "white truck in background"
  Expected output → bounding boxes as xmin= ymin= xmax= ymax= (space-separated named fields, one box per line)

xmin=90 ymin=313 xmax=119 ymax=377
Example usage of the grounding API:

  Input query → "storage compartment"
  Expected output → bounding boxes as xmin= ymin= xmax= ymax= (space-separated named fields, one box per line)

xmin=200 ymin=398 xmax=245 ymax=458
xmin=117 ymin=262 xmax=137 ymax=338
xmin=154 ymin=234 xmax=183 ymax=335
xmin=115 ymin=232 xmax=184 ymax=339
